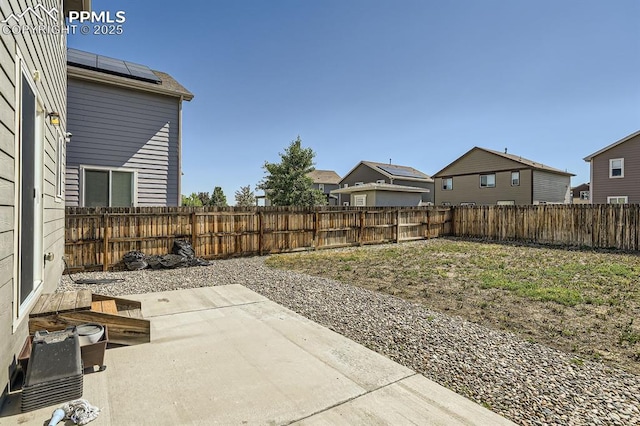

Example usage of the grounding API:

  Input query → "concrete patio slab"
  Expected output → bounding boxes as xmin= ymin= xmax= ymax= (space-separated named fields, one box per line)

xmin=0 ymin=286 xmax=515 ymax=425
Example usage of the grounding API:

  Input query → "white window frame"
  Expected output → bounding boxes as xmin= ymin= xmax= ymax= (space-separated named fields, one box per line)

xmin=80 ymin=165 xmax=138 ymax=207
xmin=376 ymin=179 xmax=385 ymax=184
xmin=353 ymin=194 xmax=367 ymax=206
xmin=579 ymin=191 xmax=589 ymax=200
xmin=460 ymin=202 xmax=476 ymax=206
xmin=13 ymin=49 xmax=46 ymax=329
xmin=354 ymin=182 xmax=364 ymax=186
xmin=607 ymin=196 xmax=628 ymax=204
xmin=318 ymin=183 xmax=324 ymax=192
xmin=442 ymin=177 xmax=453 ymax=191
xmin=441 ymin=202 xmax=451 ymax=206
xmin=343 ymin=183 xmax=348 ymax=188
xmin=511 ymin=171 xmax=520 ymax=186
xmin=480 ymin=174 xmax=496 ymax=188
xmin=497 ymin=200 xmax=515 ymax=206
xmin=342 ymin=201 xmax=349 ymax=206
xmin=609 ymin=158 xmax=624 ymax=178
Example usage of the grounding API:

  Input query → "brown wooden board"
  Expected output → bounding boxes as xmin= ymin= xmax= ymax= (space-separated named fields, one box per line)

xmin=29 ymin=312 xmax=150 ymax=346
xmin=30 ymin=290 xmax=92 ymax=317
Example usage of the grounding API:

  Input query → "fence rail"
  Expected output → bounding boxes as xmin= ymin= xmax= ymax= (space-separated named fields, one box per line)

xmin=65 ymin=204 xmax=640 ymax=272
xmin=452 ymin=204 xmax=640 ymax=251
xmin=65 ymin=206 xmax=452 ymax=271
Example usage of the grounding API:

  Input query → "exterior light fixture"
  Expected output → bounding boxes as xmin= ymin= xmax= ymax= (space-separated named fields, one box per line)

xmin=48 ymin=112 xmax=60 ymax=126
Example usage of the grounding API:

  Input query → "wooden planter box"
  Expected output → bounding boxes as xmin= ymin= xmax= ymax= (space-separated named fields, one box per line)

xmin=19 ymin=325 xmax=109 ymax=374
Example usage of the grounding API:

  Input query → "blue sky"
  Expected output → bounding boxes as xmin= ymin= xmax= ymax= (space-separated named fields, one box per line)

xmin=68 ymin=1 xmax=640 ymax=200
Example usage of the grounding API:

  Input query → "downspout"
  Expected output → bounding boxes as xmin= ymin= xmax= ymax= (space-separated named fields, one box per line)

xmin=177 ymin=96 xmax=183 ymax=206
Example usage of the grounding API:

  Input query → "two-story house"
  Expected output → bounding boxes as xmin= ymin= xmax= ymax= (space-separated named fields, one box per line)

xmin=65 ymin=48 xmax=193 ymax=207
xmin=308 ymin=170 xmax=341 ymax=205
xmin=583 ymin=130 xmax=640 ymax=204
xmin=433 ymin=147 xmax=574 ymax=206
xmin=0 ymin=0 xmax=90 ymax=408
xmin=335 ymin=161 xmax=434 ymax=206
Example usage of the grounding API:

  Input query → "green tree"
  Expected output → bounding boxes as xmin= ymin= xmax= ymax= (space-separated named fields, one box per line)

xmin=211 ymin=186 xmax=228 ymax=207
xmin=181 ymin=193 xmax=203 ymax=206
xmin=235 ymin=185 xmax=256 ymax=207
xmin=258 ymin=136 xmax=327 ymax=206
xmin=197 ymin=192 xmax=211 ymax=206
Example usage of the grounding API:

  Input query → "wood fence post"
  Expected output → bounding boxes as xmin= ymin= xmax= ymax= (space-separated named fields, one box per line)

xmin=395 ymin=208 xmax=401 ymax=243
xmin=103 ymin=213 xmax=110 ymax=272
xmin=314 ymin=211 xmax=320 ymax=249
xmin=191 ymin=211 xmax=198 ymax=255
xmin=359 ymin=210 xmax=365 ymax=246
xmin=426 ymin=208 xmax=431 ymax=239
xmin=259 ymin=211 xmax=264 ymax=256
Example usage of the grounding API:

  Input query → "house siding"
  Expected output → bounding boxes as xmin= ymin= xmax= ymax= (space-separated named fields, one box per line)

xmin=439 ymin=148 xmax=524 ymax=176
xmin=340 ymin=163 xmax=434 ymax=204
xmin=435 ymin=170 xmax=533 ymax=205
xmin=66 ymin=78 xmax=181 ymax=207
xmin=590 ymin=133 xmax=640 ymax=204
xmin=532 ymin=171 xmax=571 ymax=204
xmin=0 ymin=0 xmax=68 ymax=404
xmin=369 ymin=191 xmax=423 ymax=206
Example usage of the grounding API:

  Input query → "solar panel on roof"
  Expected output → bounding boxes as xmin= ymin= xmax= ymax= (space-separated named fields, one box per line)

xmin=378 ymin=165 xmax=426 ymax=179
xmin=67 ymin=48 xmax=160 ymax=84
xmin=67 ymin=49 xmax=97 ymax=68
xmin=125 ymin=62 xmax=161 ymax=83
xmin=97 ymin=56 xmax=130 ymax=75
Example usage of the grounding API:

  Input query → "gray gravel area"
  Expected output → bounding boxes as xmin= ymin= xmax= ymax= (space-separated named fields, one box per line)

xmin=59 ymin=256 xmax=640 ymax=426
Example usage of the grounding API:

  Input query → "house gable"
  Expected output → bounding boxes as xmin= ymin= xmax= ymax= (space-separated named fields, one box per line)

xmin=66 ymin=50 xmax=193 ymax=207
xmin=586 ymin=131 xmax=640 ymax=204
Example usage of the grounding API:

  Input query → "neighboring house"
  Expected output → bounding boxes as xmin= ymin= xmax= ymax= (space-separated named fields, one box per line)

xmin=338 ymin=161 xmax=434 ymax=206
xmin=0 ymin=0 xmax=91 ymax=407
xmin=331 ymin=182 xmax=429 ymax=207
xmin=433 ymin=147 xmax=574 ymax=206
xmin=308 ymin=169 xmax=341 ymax=205
xmin=571 ymin=183 xmax=590 ymax=204
xmin=583 ymin=130 xmax=640 ymax=204
xmin=65 ymin=48 xmax=194 ymax=207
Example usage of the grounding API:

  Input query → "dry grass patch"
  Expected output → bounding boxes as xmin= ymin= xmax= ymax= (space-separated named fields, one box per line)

xmin=265 ymin=238 xmax=640 ymax=374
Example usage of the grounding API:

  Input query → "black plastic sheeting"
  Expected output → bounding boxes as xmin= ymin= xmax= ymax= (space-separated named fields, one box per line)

xmin=123 ymin=241 xmax=209 ymax=271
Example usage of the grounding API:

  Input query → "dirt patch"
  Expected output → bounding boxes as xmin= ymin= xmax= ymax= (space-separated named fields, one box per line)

xmin=265 ymin=238 xmax=640 ymax=375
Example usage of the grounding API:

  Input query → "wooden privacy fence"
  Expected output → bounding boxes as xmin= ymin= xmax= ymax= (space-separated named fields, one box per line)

xmin=452 ymin=204 xmax=640 ymax=251
xmin=65 ymin=206 xmax=453 ymax=272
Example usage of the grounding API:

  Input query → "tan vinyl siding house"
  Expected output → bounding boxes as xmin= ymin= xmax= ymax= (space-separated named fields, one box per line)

xmin=331 ymin=182 xmax=429 ymax=207
xmin=433 ymin=147 xmax=574 ymax=205
xmin=0 ymin=0 xmax=90 ymax=407
xmin=584 ymin=130 xmax=640 ymax=204
xmin=65 ymin=50 xmax=193 ymax=207
xmin=338 ymin=161 xmax=434 ymax=206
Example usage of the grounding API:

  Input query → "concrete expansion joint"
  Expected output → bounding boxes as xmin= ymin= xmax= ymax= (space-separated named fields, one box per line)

xmin=145 ymin=300 xmax=266 ymax=318
xmin=284 ymin=372 xmax=419 ymax=425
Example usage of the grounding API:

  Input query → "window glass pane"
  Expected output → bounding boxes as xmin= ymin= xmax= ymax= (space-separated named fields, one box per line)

xmin=112 ymin=171 xmax=133 ymax=207
xmin=511 ymin=171 xmax=520 ymax=186
xmin=481 ymin=174 xmax=495 ymax=187
xmin=85 ymin=170 xmax=109 ymax=207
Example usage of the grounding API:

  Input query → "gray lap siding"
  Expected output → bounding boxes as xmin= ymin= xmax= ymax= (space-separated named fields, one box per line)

xmin=66 ymin=78 xmax=180 ymax=206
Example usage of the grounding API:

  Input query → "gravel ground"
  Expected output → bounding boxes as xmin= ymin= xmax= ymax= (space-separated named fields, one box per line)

xmin=59 ymin=257 xmax=640 ymax=426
